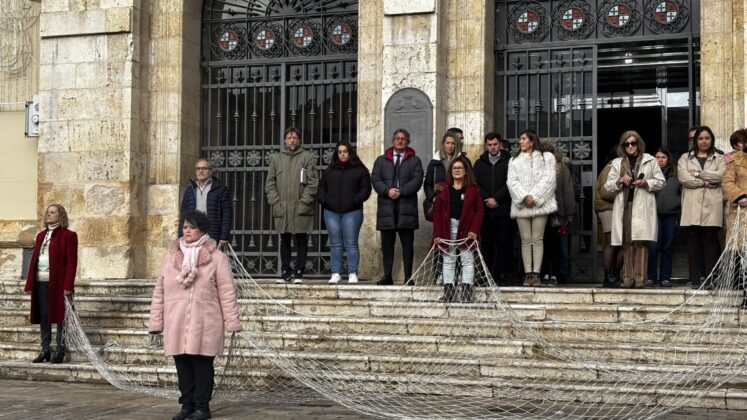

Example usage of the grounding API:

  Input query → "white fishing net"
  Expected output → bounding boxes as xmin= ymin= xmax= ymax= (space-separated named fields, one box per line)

xmin=62 ymin=210 xmax=747 ymax=419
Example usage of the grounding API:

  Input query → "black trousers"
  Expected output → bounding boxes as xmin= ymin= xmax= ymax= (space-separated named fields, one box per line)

xmin=173 ymin=354 xmax=216 ymax=412
xmin=380 ymin=229 xmax=415 ymax=281
xmin=686 ymin=226 xmax=720 ymax=286
xmin=480 ymin=215 xmax=514 ymax=284
xmin=280 ymin=233 xmax=308 ymax=275
xmin=34 ymin=281 xmax=64 ymax=353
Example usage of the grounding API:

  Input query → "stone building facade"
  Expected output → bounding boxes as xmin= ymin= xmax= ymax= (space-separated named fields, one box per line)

xmin=0 ymin=0 xmax=744 ymax=281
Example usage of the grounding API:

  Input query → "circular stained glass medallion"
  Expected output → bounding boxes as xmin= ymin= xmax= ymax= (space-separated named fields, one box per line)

xmin=217 ymin=31 xmax=240 ymax=52
xmin=655 ymin=1 xmax=679 ymax=24
xmin=607 ymin=4 xmax=632 ymax=28
xmin=561 ymin=7 xmax=585 ymax=31
xmin=255 ymin=28 xmax=276 ymax=50
xmin=517 ymin=11 xmax=540 ymax=34
xmin=330 ymin=23 xmax=353 ymax=46
xmin=292 ymin=26 xmax=314 ymax=48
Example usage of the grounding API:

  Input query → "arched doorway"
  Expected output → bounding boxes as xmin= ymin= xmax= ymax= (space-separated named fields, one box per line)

xmin=201 ymin=0 xmax=359 ymax=276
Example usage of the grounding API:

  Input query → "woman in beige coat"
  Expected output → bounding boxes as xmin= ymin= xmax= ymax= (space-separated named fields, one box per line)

xmin=149 ymin=211 xmax=242 ymax=420
xmin=677 ymin=126 xmax=726 ymax=289
xmin=605 ymin=131 xmax=665 ymax=288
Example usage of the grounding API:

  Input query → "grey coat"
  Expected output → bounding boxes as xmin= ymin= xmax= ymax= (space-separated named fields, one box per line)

xmin=265 ymin=147 xmax=318 ymax=233
xmin=371 ymin=147 xmax=424 ymax=231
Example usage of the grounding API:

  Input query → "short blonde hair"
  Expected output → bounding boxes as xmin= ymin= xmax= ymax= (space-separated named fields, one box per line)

xmin=617 ymin=130 xmax=646 ymax=157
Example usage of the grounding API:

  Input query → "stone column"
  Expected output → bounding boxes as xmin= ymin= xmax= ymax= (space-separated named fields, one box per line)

xmin=38 ymin=1 xmax=142 ymax=279
xmin=700 ymin=0 xmax=746 ymax=149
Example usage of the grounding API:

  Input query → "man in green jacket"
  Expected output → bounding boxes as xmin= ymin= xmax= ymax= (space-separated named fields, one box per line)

xmin=265 ymin=127 xmax=319 ymax=283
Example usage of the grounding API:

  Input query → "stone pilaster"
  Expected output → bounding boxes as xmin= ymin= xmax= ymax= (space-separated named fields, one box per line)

xmin=700 ymin=0 xmax=746 ymax=149
xmin=38 ymin=0 xmax=142 ymax=279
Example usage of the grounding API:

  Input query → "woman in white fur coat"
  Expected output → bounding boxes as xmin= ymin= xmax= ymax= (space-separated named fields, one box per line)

xmin=507 ymin=129 xmax=558 ymax=287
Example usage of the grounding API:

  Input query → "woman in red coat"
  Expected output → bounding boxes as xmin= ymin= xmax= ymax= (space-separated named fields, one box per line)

xmin=24 ymin=204 xmax=78 ymax=364
xmin=432 ymin=156 xmax=484 ymax=302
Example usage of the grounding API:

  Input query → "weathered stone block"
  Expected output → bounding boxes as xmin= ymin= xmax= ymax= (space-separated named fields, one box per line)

xmin=383 ymin=0 xmax=436 ymax=15
xmin=383 ymin=13 xmax=437 ymax=46
xmin=40 ymin=10 xmax=107 ymax=38
xmin=77 ymin=216 xmax=131 ymax=246
xmin=79 ymin=245 xmax=132 ymax=279
xmin=0 ymin=248 xmax=22 ymax=279
xmin=39 ymin=64 xmax=77 ymax=90
xmin=105 ymin=7 xmax=133 ymax=33
xmin=68 ymin=120 xmax=132 ymax=152
xmin=80 ymin=150 xmax=130 ymax=182
xmin=147 ymin=184 xmax=179 ymax=216
xmin=38 ymin=121 xmax=71 ymax=153
xmin=84 ymin=183 xmax=127 ymax=215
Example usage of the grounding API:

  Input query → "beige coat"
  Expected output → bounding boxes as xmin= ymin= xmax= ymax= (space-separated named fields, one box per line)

xmin=604 ymin=153 xmax=665 ymax=246
xmin=722 ymin=151 xmax=747 ymax=244
xmin=149 ymin=240 xmax=242 ymax=357
xmin=677 ymin=152 xmax=726 ymax=228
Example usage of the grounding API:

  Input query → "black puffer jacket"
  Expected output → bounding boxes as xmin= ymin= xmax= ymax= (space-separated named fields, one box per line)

xmin=318 ymin=162 xmax=372 ymax=213
xmin=473 ymin=150 xmax=511 ymax=217
xmin=371 ymin=147 xmax=424 ymax=230
xmin=423 ymin=153 xmax=472 ymax=203
xmin=179 ymin=177 xmax=233 ymax=241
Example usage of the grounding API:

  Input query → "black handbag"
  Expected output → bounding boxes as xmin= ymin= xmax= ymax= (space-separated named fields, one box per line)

xmin=423 ymin=164 xmax=437 ymax=222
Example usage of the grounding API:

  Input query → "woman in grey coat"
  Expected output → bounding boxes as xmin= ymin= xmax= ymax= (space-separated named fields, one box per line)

xmin=646 ymin=148 xmax=680 ymax=287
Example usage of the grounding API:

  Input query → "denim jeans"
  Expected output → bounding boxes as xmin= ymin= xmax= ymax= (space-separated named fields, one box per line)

xmin=647 ymin=214 xmax=677 ymax=282
xmin=324 ymin=208 xmax=363 ymax=274
xmin=442 ymin=218 xmax=475 ymax=285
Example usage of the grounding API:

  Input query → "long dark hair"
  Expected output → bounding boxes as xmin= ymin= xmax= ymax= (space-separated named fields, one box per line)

xmin=653 ymin=147 xmax=676 ymax=178
xmin=324 ymin=141 xmax=363 ymax=176
xmin=689 ymin=126 xmax=717 ymax=156
xmin=512 ymin=129 xmax=540 ymax=158
xmin=445 ymin=156 xmax=476 ymax=187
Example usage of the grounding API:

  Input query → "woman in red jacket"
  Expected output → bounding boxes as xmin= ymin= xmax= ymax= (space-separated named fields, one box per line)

xmin=432 ymin=156 xmax=484 ymax=302
xmin=24 ymin=204 xmax=78 ymax=364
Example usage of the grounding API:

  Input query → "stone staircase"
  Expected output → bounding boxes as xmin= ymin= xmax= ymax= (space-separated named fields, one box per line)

xmin=1 ymin=278 xmax=747 ymax=410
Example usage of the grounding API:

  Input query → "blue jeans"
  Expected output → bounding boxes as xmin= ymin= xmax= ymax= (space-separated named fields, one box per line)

xmin=324 ymin=208 xmax=363 ymax=274
xmin=647 ymin=214 xmax=677 ymax=282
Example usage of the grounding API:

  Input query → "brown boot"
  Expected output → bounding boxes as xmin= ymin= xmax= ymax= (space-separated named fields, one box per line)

xmin=531 ymin=273 xmax=542 ymax=287
xmin=634 ymin=278 xmax=646 ymax=288
xmin=621 ymin=276 xmax=634 ymax=288
xmin=522 ymin=274 xmax=532 ymax=287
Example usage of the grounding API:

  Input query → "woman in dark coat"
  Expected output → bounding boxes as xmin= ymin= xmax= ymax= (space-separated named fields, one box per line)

xmin=24 ymin=204 xmax=78 ymax=364
xmin=432 ymin=156 xmax=484 ymax=302
xmin=424 ymin=131 xmax=472 ymax=210
xmin=318 ymin=141 xmax=372 ymax=284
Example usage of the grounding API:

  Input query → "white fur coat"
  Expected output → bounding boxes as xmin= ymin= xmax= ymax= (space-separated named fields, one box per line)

xmin=507 ymin=150 xmax=558 ymax=218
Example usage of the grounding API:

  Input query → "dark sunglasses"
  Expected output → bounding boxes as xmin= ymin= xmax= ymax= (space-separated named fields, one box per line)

xmin=624 ymin=142 xmax=637 ymax=147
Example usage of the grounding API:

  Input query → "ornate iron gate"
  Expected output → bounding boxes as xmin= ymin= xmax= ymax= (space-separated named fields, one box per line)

xmin=201 ymin=0 xmax=358 ymax=276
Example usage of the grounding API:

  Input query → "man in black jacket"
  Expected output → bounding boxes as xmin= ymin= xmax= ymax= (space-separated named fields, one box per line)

xmin=179 ymin=159 xmax=233 ymax=246
xmin=473 ymin=132 xmax=513 ymax=285
xmin=371 ymin=129 xmax=424 ymax=285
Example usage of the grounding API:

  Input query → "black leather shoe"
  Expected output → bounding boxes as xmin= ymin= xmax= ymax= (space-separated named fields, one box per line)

xmin=50 ymin=351 xmax=65 ymax=364
xmin=404 ymin=278 xmax=415 ymax=286
xmin=172 ymin=408 xmax=194 ymax=420
xmin=185 ymin=410 xmax=211 ymax=420
xmin=32 ymin=350 xmax=50 ymax=363
xmin=376 ymin=277 xmax=393 ymax=285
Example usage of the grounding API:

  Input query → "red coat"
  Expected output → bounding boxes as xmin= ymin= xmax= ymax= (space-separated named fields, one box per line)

xmin=24 ymin=227 xmax=78 ymax=324
xmin=432 ymin=184 xmax=484 ymax=247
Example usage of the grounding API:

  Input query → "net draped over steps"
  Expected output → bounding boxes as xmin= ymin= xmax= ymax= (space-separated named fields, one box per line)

xmin=62 ymin=210 xmax=747 ymax=419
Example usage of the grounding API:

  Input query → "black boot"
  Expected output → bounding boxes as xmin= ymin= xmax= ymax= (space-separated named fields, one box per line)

xmin=605 ymin=271 xmax=619 ymax=288
xmin=32 ymin=350 xmax=50 ymax=363
xmin=460 ymin=284 xmax=475 ymax=303
xmin=440 ymin=284 xmax=456 ymax=303
xmin=50 ymin=350 xmax=65 ymax=364
xmin=172 ymin=407 xmax=194 ymax=420
xmin=185 ymin=409 xmax=211 ymax=420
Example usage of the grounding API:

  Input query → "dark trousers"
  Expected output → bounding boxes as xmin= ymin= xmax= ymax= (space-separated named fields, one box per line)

xmin=35 ymin=281 xmax=64 ymax=353
xmin=647 ymin=214 xmax=677 ymax=282
xmin=280 ymin=233 xmax=308 ymax=275
xmin=480 ymin=215 xmax=514 ymax=284
xmin=380 ymin=229 xmax=415 ymax=281
xmin=174 ymin=354 xmax=216 ymax=412
xmin=686 ymin=226 xmax=721 ymax=286
xmin=541 ymin=222 xmax=561 ymax=279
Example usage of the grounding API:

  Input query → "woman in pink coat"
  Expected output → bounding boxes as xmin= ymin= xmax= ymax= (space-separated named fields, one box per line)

xmin=149 ymin=211 xmax=242 ymax=420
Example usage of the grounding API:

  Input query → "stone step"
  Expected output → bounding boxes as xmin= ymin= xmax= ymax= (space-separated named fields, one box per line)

xmin=2 ymin=325 xmax=744 ymax=367
xmin=2 ymin=294 xmax=741 ymax=326
xmin=0 ymin=279 xmax=734 ymax=308
xmin=0 ymin=359 xmax=746 ymax=411
xmin=3 ymin=341 xmax=744 ymax=390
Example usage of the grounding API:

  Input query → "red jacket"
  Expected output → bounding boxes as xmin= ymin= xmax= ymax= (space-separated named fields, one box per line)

xmin=24 ymin=227 xmax=78 ymax=324
xmin=432 ymin=184 xmax=484 ymax=247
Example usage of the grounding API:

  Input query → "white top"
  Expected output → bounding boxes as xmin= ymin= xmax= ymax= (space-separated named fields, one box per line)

xmin=36 ymin=226 xmax=57 ymax=282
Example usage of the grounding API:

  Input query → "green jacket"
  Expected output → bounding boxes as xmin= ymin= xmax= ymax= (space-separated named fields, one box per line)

xmin=265 ymin=147 xmax=318 ymax=233
xmin=595 ymin=163 xmax=616 ymax=212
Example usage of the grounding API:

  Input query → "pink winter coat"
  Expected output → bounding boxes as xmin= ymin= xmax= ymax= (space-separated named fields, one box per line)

xmin=148 ymin=239 xmax=242 ymax=357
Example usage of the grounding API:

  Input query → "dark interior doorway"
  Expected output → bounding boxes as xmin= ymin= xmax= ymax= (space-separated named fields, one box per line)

xmin=597 ymin=107 xmax=662 ymax=169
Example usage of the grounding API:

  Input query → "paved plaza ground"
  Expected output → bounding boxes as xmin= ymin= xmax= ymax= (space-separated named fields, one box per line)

xmin=1 ymin=379 xmax=747 ymax=419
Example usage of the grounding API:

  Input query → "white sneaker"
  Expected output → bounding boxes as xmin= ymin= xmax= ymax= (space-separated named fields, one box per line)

xmin=348 ymin=273 xmax=359 ymax=284
xmin=328 ymin=273 xmax=341 ymax=284
xmin=293 ymin=278 xmax=304 ymax=284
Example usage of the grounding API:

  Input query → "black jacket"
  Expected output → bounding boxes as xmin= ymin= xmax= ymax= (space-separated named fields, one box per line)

xmin=318 ymin=162 xmax=372 ymax=213
xmin=179 ymin=177 xmax=233 ymax=241
xmin=473 ymin=150 xmax=511 ymax=217
xmin=371 ymin=147 xmax=424 ymax=230
xmin=423 ymin=153 xmax=472 ymax=203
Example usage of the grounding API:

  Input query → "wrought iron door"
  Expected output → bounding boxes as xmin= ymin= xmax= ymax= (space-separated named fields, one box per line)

xmin=498 ymin=47 xmax=597 ymax=280
xmin=201 ymin=0 xmax=358 ymax=276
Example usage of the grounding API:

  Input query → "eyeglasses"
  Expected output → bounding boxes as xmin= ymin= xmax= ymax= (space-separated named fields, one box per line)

xmin=393 ymin=137 xmax=407 ymax=141
xmin=452 ymin=167 xmax=465 ymax=172
xmin=624 ymin=142 xmax=637 ymax=148
xmin=195 ymin=166 xmax=211 ymax=171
